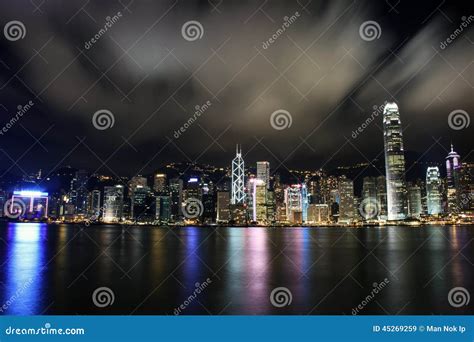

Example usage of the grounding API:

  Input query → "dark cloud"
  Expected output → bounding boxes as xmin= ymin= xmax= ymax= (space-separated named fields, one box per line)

xmin=0 ymin=0 xmax=472 ymax=177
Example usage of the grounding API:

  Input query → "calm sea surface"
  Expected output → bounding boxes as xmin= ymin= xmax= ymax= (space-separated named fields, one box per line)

xmin=0 ymin=222 xmax=472 ymax=315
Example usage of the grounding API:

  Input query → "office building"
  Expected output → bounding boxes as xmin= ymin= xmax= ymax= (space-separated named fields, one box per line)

xmin=383 ymin=102 xmax=407 ymax=220
xmin=426 ymin=167 xmax=442 ymax=215
xmin=307 ymin=204 xmax=330 ymax=223
xmin=407 ymin=185 xmax=422 ymax=219
xmin=338 ymin=176 xmax=355 ymax=223
xmin=216 ymin=191 xmax=231 ymax=223
xmin=153 ymin=173 xmax=167 ymax=193
xmin=256 ymin=161 xmax=270 ymax=188
xmin=103 ymin=185 xmax=124 ymax=223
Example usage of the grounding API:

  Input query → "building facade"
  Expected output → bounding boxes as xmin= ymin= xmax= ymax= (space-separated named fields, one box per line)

xmin=383 ymin=102 xmax=407 ymax=220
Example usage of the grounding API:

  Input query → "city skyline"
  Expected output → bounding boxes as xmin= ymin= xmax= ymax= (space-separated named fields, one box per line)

xmin=1 ymin=122 xmax=472 ymax=225
xmin=0 ymin=0 xmax=472 ymax=322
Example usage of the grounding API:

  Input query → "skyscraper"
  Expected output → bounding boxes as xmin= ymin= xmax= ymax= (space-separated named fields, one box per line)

xmin=338 ymin=176 xmax=355 ymax=223
xmin=128 ymin=176 xmax=148 ymax=197
xmin=216 ymin=191 xmax=231 ymax=223
xmin=458 ymin=163 xmax=473 ymax=211
xmin=156 ymin=195 xmax=171 ymax=223
xmin=71 ymin=169 xmax=89 ymax=215
xmin=285 ymin=184 xmax=303 ymax=224
xmin=307 ymin=204 xmax=330 ymax=223
xmin=250 ymin=179 xmax=267 ymax=223
xmin=169 ymin=178 xmax=183 ymax=221
xmin=376 ymin=176 xmax=387 ymax=219
xmin=383 ymin=102 xmax=407 ymax=220
xmin=256 ymin=161 xmax=270 ymax=188
xmin=153 ymin=173 xmax=167 ymax=193
xmin=231 ymin=144 xmax=245 ymax=204
xmin=407 ymin=184 xmax=422 ymax=219
xmin=426 ymin=167 xmax=442 ymax=215
xmin=362 ymin=177 xmax=377 ymax=201
xmin=446 ymin=144 xmax=461 ymax=214
xmin=131 ymin=185 xmax=155 ymax=222
xmin=88 ymin=189 xmax=101 ymax=217
xmin=103 ymin=185 xmax=124 ymax=223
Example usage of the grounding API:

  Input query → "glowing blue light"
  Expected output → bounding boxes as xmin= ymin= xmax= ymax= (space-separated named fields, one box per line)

xmin=14 ymin=190 xmax=48 ymax=197
xmin=188 ymin=178 xmax=198 ymax=183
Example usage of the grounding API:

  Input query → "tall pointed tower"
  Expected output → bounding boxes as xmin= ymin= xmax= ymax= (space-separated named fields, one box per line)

xmin=446 ymin=143 xmax=461 ymax=214
xmin=231 ymin=144 xmax=245 ymax=204
xmin=383 ymin=102 xmax=407 ymax=220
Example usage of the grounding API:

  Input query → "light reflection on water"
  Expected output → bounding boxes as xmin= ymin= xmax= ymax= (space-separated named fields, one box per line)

xmin=0 ymin=223 xmax=472 ymax=315
xmin=4 ymin=223 xmax=46 ymax=315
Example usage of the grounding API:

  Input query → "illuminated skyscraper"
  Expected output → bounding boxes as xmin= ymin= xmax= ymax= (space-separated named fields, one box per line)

xmin=256 ymin=161 xmax=270 ymax=188
xmin=307 ymin=204 xmax=330 ymax=223
xmin=362 ymin=177 xmax=377 ymax=201
xmin=231 ymin=145 xmax=245 ymax=204
xmin=301 ymin=183 xmax=309 ymax=222
xmin=71 ymin=169 xmax=88 ymax=215
xmin=407 ymin=185 xmax=422 ymax=219
xmin=169 ymin=178 xmax=183 ymax=221
xmin=131 ymin=185 xmax=154 ymax=222
xmin=128 ymin=176 xmax=147 ymax=197
xmin=103 ymin=185 xmax=124 ymax=223
xmin=250 ymin=178 xmax=267 ymax=223
xmin=338 ymin=176 xmax=354 ymax=223
xmin=376 ymin=176 xmax=387 ymax=219
xmin=445 ymin=144 xmax=461 ymax=214
xmin=156 ymin=195 xmax=171 ymax=223
xmin=383 ymin=102 xmax=407 ymax=220
xmin=153 ymin=173 xmax=167 ymax=193
xmin=426 ymin=167 xmax=442 ymax=215
xmin=284 ymin=184 xmax=303 ymax=223
xmin=88 ymin=189 xmax=101 ymax=217
xmin=216 ymin=191 xmax=231 ymax=223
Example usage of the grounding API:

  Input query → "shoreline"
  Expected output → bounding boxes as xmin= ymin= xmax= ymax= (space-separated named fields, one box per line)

xmin=2 ymin=220 xmax=474 ymax=228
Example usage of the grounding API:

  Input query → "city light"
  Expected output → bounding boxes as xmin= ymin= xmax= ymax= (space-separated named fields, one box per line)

xmin=13 ymin=190 xmax=49 ymax=197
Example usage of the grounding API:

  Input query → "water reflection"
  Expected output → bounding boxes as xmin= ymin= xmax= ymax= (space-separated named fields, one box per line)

xmin=0 ymin=223 xmax=472 ymax=315
xmin=3 ymin=223 xmax=46 ymax=314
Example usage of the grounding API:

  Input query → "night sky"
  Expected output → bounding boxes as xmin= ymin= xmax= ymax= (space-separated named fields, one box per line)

xmin=0 ymin=0 xmax=472 ymax=178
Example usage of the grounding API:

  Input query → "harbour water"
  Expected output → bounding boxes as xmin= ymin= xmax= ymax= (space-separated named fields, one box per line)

xmin=0 ymin=223 xmax=472 ymax=315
